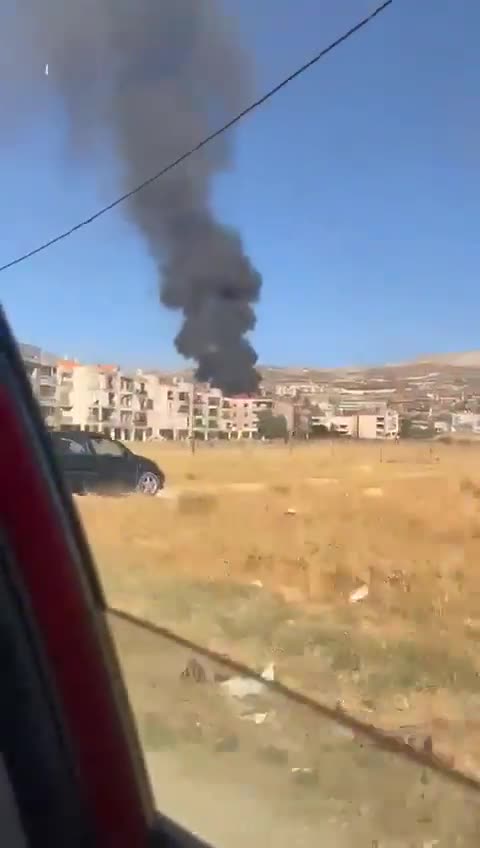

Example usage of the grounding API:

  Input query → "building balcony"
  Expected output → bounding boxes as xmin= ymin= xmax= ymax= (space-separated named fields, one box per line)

xmin=94 ymin=392 xmax=117 ymax=409
xmin=38 ymin=394 xmax=57 ymax=406
xmin=58 ymin=390 xmax=72 ymax=407
xmin=39 ymin=374 xmax=57 ymax=387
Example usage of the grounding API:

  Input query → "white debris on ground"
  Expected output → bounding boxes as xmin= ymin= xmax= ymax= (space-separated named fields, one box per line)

xmin=261 ymin=662 xmax=275 ymax=682
xmin=349 ymin=584 xmax=369 ymax=604
xmin=219 ymin=676 xmax=265 ymax=699
xmin=363 ymin=487 xmax=384 ymax=498
xmin=291 ymin=767 xmax=318 ymax=785
xmin=219 ymin=662 xmax=275 ymax=700
xmin=285 ymin=507 xmax=297 ymax=516
xmin=250 ymin=579 xmax=263 ymax=588
xmin=239 ymin=712 xmax=268 ymax=725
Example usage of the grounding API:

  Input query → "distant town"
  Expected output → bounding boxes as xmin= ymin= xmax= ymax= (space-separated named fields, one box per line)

xmin=20 ymin=342 xmax=480 ymax=442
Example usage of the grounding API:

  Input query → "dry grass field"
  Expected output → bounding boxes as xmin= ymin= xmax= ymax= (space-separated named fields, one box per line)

xmin=77 ymin=440 xmax=480 ymax=843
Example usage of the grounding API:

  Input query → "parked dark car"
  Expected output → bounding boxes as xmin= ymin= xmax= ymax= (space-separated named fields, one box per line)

xmin=49 ymin=430 xmax=165 ymax=496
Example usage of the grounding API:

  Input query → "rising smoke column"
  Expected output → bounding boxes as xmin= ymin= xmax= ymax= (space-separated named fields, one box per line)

xmin=9 ymin=0 xmax=262 ymax=394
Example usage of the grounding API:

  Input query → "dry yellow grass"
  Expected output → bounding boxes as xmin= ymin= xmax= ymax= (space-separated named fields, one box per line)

xmin=78 ymin=440 xmax=480 ymax=780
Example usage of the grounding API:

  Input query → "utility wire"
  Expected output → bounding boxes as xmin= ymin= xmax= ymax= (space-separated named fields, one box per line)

xmin=108 ymin=604 xmax=480 ymax=794
xmin=0 ymin=1 xmax=393 ymax=275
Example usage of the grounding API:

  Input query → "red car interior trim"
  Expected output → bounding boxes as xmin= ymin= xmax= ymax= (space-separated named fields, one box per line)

xmin=0 ymin=382 xmax=151 ymax=847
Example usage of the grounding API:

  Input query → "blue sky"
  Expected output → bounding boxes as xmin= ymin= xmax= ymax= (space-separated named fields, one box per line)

xmin=0 ymin=0 xmax=479 ymax=369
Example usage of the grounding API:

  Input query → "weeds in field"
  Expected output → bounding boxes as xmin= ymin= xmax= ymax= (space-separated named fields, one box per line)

xmin=80 ymin=441 xmax=480 ymax=770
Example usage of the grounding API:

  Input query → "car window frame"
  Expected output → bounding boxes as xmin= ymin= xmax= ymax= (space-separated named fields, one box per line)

xmin=0 ymin=307 xmax=210 ymax=847
xmin=89 ymin=435 xmax=129 ymax=459
xmin=57 ymin=436 xmax=89 ymax=456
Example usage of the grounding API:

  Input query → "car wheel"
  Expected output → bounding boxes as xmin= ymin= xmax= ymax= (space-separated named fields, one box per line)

xmin=136 ymin=471 xmax=161 ymax=496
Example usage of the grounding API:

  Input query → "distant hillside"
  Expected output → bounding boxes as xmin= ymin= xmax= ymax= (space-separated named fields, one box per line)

xmin=258 ymin=352 xmax=480 ymax=381
xmin=413 ymin=352 xmax=480 ymax=368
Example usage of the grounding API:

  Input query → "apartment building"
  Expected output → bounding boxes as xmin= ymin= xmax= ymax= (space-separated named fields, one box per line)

xmin=145 ymin=377 xmax=191 ymax=439
xmin=451 ymin=412 xmax=480 ymax=433
xmin=20 ymin=344 xmax=61 ymax=427
xmin=226 ymin=396 xmax=274 ymax=438
xmin=336 ymin=398 xmax=389 ymax=414
xmin=20 ymin=341 xmax=399 ymax=442
xmin=188 ymin=391 xmax=274 ymax=440
xmin=65 ymin=364 xmax=157 ymax=440
xmin=274 ymin=381 xmax=321 ymax=398
xmin=356 ymin=410 xmax=399 ymax=439
xmin=309 ymin=411 xmax=399 ymax=439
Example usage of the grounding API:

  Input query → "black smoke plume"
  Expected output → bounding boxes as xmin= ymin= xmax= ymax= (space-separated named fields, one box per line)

xmin=7 ymin=0 xmax=262 ymax=394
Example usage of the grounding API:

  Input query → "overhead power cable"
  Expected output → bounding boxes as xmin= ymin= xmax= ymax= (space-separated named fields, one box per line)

xmin=0 ymin=0 xmax=392 ymax=274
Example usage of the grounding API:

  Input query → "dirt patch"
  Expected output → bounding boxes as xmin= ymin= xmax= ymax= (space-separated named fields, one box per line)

xmin=305 ymin=477 xmax=339 ymax=486
xmin=226 ymin=482 xmax=267 ymax=493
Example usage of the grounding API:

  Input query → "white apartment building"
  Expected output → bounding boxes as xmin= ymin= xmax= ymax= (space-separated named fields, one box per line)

xmin=356 ymin=410 xmax=399 ymax=439
xmin=55 ymin=361 xmax=155 ymax=440
xmin=20 ymin=343 xmax=399 ymax=442
xmin=145 ymin=377 xmax=191 ymax=439
xmin=22 ymin=345 xmax=277 ymax=441
xmin=274 ymin=381 xmax=321 ymax=398
xmin=20 ymin=344 xmax=61 ymax=427
xmin=451 ymin=412 xmax=480 ymax=433
xmin=311 ymin=411 xmax=399 ymax=439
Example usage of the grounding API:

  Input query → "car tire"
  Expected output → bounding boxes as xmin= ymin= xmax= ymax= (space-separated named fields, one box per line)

xmin=136 ymin=471 xmax=162 ymax=496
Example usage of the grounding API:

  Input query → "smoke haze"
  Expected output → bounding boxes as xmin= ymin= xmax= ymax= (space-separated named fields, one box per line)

xmin=5 ymin=1 xmax=262 ymax=394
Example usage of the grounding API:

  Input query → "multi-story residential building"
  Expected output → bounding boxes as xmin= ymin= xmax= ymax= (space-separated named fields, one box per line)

xmin=144 ymin=377 xmax=191 ymax=439
xmin=336 ymin=398 xmax=390 ymax=414
xmin=451 ymin=412 xmax=480 ymax=433
xmin=20 ymin=342 xmax=401 ymax=441
xmin=58 ymin=363 xmax=120 ymax=436
xmin=54 ymin=361 xmax=156 ymax=441
xmin=274 ymin=381 xmax=321 ymax=398
xmin=191 ymin=386 xmax=223 ymax=439
xmin=356 ymin=410 xmax=399 ymax=439
xmin=20 ymin=344 xmax=61 ymax=427
xmin=183 ymin=390 xmax=275 ymax=440
xmin=309 ymin=411 xmax=399 ymax=439
xmin=224 ymin=396 xmax=275 ymax=439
